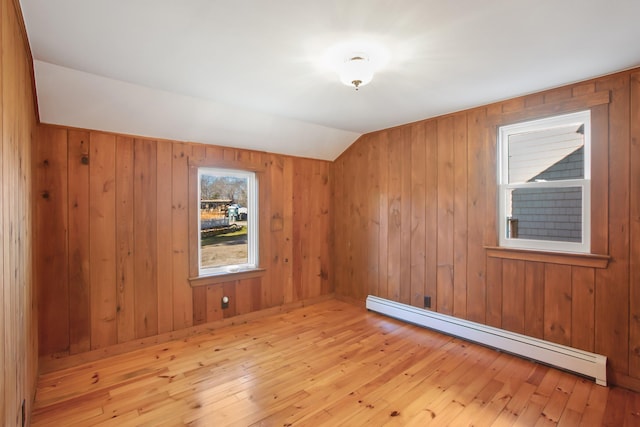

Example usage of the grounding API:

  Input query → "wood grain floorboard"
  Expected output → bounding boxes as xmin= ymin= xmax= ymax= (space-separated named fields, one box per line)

xmin=32 ymin=300 xmax=639 ymax=426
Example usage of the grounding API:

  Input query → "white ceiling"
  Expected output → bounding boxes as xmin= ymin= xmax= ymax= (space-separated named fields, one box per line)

xmin=20 ymin=0 xmax=640 ymax=160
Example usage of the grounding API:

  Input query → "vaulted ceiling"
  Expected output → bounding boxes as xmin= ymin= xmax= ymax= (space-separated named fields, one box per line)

xmin=20 ymin=0 xmax=640 ymax=160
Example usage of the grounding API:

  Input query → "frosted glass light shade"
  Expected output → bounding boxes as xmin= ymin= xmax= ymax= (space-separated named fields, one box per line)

xmin=338 ymin=56 xmax=374 ymax=89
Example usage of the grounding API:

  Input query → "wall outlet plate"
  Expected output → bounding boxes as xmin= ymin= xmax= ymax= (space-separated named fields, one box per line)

xmin=424 ymin=296 xmax=431 ymax=308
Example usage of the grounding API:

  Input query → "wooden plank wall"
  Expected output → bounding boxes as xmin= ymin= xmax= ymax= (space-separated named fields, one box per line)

xmin=34 ymin=126 xmax=332 ymax=360
xmin=333 ymin=68 xmax=640 ymax=390
xmin=1 ymin=0 xmax=38 ymax=425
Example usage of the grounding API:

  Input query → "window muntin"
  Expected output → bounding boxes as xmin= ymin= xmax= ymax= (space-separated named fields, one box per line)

xmin=498 ymin=110 xmax=591 ymax=253
xmin=198 ymin=167 xmax=258 ymax=275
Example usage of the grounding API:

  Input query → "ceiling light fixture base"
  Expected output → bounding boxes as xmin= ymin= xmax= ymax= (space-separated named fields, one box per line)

xmin=339 ymin=55 xmax=374 ymax=90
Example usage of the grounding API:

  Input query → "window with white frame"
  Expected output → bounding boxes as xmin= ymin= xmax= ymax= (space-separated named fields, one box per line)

xmin=198 ymin=167 xmax=258 ymax=275
xmin=497 ymin=110 xmax=591 ymax=253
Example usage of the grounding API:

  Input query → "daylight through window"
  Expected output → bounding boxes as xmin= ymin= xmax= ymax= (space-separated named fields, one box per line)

xmin=497 ymin=110 xmax=591 ymax=253
xmin=198 ymin=167 xmax=258 ymax=275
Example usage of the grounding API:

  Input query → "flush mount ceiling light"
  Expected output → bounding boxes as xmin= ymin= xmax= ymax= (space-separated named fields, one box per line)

xmin=338 ymin=55 xmax=374 ymax=90
xmin=322 ymin=41 xmax=389 ymax=91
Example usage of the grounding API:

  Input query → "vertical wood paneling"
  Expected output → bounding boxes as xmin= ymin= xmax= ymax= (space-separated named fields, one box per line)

xmin=572 ymin=82 xmax=595 ymax=97
xmin=1 ymin=4 xmax=5 ymax=417
xmin=133 ymin=139 xmax=158 ymax=339
xmin=377 ymin=132 xmax=389 ymax=299
xmin=36 ymin=127 xmax=69 ymax=356
xmin=32 ymin=66 xmax=640 ymax=390
xmin=318 ymin=162 xmax=331 ymax=296
xmin=485 ymin=257 xmax=502 ymax=328
xmin=400 ymin=127 xmax=412 ymax=305
xmin=437 ymin=116 xmax=454 ymax=314
xmin=115 ymin=136 xmax=135 ymax=343
xmin=366 ymin=135 xmax=380 ymax=300
xmin=293 ymin=158 xmax=310 ymax=300
xmin=205 ymin=145 xmax=223 ymax=161
xmin=484 ymin=108 xmax=498 ymax=248
xmin=192 ymin=286 xmax=206 ymax=326
xmin=2 ymin=1 xmax=37 ymax=421
xmin=282 ymin=157 xmax=294 ymax=300
xmin=192 ymin=144 xmax=206 ymax=163
xmin=268 ymin=154 xmax=286 ymax=306
xmin=501 ymin=97 xmax=525 ymax=113
xmin=466 ymin=109 xmax=487 ymax=323
xmin=89 ymin=132 xmax=117 ymax=349
xmin=249 ymin=277 xmax=262 ymax=312
xmin=595 ymin=74 xmax=630 ymax=373
xmin=424 ymin=122 xmax=438 ymax=308
xmin=305 ymin=160 xmax=321 ymax=299
xmin=222 ymin=282 xmax=237 ymax=319
xmin=453 ymin=114 xmax=468 ymax=318
xmin=67 ymin=130 xmax=91 ymax=354
xmin=544 ymin=264 xmax=572 ymax=346
xmin=37 ymin=126 xmax=333 ymax=365
xmin=630 ymin=71 xmax=640 ymax=377
xmin=331 ymin=157 xmax=345 ymax=297
xmin=353 ymin=141 xmax=368 ymax=301
xmin=410 ymin=123 xmax=426 ymax=308
xmin=590 ymin=104 xmax=609 ymax=255
xmin=171 ymin=142 xmax=192 ymax=330
xmin=236 ymin=279 xmax=252 ymax=315
xmin=2 ymin=0 xmax=38 ymax=422
xmin=156 ymin=140 xmax=173 ymax=334
xmin=524 ymin=92 xmax=545 ymax=108
xmin=571 ymin=266 xmax=595 ymax=352
xmin=310 ymin=160 xmax=330 ymax=298
xmin=501 ymin=259 xmax=525 ymax=334
xmin=263 ymin=155 xmax=282 ymax=307
xmin=330 ymin=68 xmax=639 ymax=389
xmin=386 ymin=128 xmax=402 ymax=301
xmin=544 ymin=86 xmax=574 ymax=104
xmin=524 ymin=261 xmax=545 ymax=339
xmin=257 ymin=154 xmax=270 ymax=307
xmin=205 ymin=285 xmax=223 ymax=323
xmin=1 ymin=5 xmax=6 ymax=422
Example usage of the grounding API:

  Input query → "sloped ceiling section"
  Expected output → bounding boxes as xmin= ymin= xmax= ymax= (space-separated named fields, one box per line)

xmin=21 ymin=0 xmax=640 ymax=160
xmin=34 ymin=61 xmax=360 ymax=160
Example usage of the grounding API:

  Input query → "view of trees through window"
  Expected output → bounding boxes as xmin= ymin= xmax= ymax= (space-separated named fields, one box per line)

xmin=200 ymin=172 xmax=249 ymax=271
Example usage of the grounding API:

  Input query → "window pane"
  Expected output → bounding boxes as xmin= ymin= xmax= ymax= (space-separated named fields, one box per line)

xmin=200 ymin=174 xmax=248 ymax=270
xmin=506 ymin=186 xmax=582 ymax=243
xmin=507 ymin=124 xmax=585 ymax=184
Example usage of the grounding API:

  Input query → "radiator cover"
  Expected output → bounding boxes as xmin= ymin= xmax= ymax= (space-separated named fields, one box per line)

xmin=366 ymin=295 xmax=607 ymax=386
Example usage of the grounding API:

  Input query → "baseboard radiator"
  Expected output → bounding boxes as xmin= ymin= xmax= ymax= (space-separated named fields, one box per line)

xmin=366 ymin=295 xmax=607 ymax=386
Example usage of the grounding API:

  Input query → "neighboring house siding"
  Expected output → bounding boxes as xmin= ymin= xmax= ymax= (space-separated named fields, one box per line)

xmin=511 ymin=147 xmax=583 ymax=242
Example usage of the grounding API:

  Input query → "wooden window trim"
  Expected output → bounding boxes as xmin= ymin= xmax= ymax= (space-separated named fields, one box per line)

xmin=189 ymin=268 xmax=266 ymax=287
xmin=188 ymin=157 xmax=266 ymax=281
xmin=496 ymin=111 xmax=592 ymax=254
xmin=485 ymin=246 xmax=609 ymax=269
xmin=489 ymin=90 xmax=611 ymax=126
xmin=488 ymin=89 xmax=611 ymax=257
xmin=188 ymin=156 xmax=267 ymax=173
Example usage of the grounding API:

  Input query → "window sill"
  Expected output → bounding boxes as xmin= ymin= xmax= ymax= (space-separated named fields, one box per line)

xmin=189 ymin=268 xmax=266 ymax=287
xmin=485 ymin=246 xmax=610 ymax=269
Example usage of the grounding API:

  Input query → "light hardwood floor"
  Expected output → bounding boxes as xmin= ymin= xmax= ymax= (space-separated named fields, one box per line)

xmin=32 ymin=300 xmax=640 ymax=426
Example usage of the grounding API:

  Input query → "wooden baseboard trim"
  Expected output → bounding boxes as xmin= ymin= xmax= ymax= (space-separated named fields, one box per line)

xmin=39 ymin=293 xmax=335 ymax=374
xmin=608 ymin=370 xmax=640 ymax=393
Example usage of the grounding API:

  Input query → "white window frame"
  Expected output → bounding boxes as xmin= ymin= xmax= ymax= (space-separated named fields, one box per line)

xmin=197 ymin=167 xmax=258 ymax=276
xmin=497 ymin=110 xmax=591 ymax=254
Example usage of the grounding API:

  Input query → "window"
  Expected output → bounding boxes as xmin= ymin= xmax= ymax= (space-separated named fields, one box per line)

xmin=498 ymin=110 xmax=591 ymax=253
xmin=198 ymin=167 xmax=258 ymax=275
